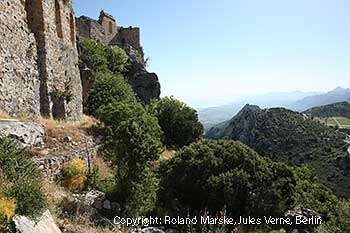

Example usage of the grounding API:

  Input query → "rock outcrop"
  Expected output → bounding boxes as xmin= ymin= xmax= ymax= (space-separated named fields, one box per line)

xmin=126 ymin=46 xmax=161 ymax=103
xmin=0 ymin=119 xmax=45 ymax=147
xmin=13 ymin=210 xmax=62 ymax=233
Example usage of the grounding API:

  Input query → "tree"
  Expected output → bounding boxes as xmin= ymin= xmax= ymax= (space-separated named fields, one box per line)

xmin=80 ymin=40 xmax=129 ymax=75
xmin=149 ymin=97 xmax=204 ymax=148
xmin=159 ymin=139 xmax=296 ymax=218
xmin=97 ymin=101 xmax=164 ymax=216
xmin=86 ymin=72 xmax=137 ymax=116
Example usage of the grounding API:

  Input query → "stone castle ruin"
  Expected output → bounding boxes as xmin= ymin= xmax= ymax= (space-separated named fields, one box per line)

xmin=76 ymin=11 xmax=141 ymax=51
xmin=0 ymin=1 xmax=159 ymax=120
xmin=76 ymin=11 xmax=161 ymax=104
xmin=0 ymin=0 xmax=82 ymax=120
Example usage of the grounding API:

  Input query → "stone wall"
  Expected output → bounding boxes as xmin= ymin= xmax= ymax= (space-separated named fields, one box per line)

xmin=0 ymin=0 xmax=41 ymax=117
xmin=76 ymin=16 xmax=106 ymax=43
xmin=111 ymin=27 xmax=141 ymax=51
xmin=33 ymin=145 xmax=100 ymax=180
xmin=76 ymin=11 xmax=141 ymax=51
xmin=98 ymin=11 xmax=117 ymax=43
xmin=38 ymin=0 xmax=82 ymax=120
xmin=0 ymin=0 xmax=82 ymax=120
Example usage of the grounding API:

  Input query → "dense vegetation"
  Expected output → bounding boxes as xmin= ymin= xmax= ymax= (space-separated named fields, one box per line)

xmin=0 ymin=138 xmax=45 ymax=230
xmin=159 ymin=140 xmax=296 ymax=218
xmin=80 ymin=40 xmax=137 ymax=115
xmin=79 ymin=39 xmax=350 ymax=232
xmin=206 ymin=105 xmax=350 ymax=198
xmin=149 ymin=97 xmax=204 ymax=148
xmin=158 ymin=139 xmax=350 ymax=232
xmin=86 ymin=71 xmax=137 ymax=116
xmin=97 ymin=101 xmax=163 ymax=216
xmin=304 ymin=101 xmax=350 ymax=118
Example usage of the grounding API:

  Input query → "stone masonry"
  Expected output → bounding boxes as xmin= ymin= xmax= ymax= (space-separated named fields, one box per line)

xmin=76 ymin=10 xmax=142 ymax=51
xmin=0 ymin=0 xmax=82 ymax=120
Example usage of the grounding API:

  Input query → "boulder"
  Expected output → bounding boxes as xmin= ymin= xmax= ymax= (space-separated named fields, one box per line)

xmin=13 ymin=210 xmax=61 ymax=233
xmin=284 ymin=208 xmax=322 ymax=232
xmin=142 ymin=227 xmax=165 ymax=233
xmin=0 ymin=119 xmax=44 ymax=147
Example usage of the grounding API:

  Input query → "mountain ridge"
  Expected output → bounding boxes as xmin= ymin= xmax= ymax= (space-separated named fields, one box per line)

xmin=206 ymin=104 xmax=350 ymax=198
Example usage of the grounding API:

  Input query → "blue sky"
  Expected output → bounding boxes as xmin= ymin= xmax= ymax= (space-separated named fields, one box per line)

xmin=73 ymin=0 xmax=350 ymax=107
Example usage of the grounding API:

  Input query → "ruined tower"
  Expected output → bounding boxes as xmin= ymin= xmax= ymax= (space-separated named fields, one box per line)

xmin=98 ymin=11 xmax=118 ymax=43
xmin=0 ymin=0 xmax=82 ymax=120
xmin=76 ymin=11 xmax=142 ymax=51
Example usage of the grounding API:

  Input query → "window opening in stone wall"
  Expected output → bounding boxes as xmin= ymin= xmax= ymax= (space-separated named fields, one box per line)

xmin=55 ymin=0 xmax=63 ymax=38
xmin=70 ymin=13 xmax=75 ymax=46
xmin=109 ymin=21 xmax=113 ymax=34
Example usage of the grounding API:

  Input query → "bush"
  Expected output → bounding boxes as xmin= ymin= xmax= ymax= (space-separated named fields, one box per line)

xmin=63 ymin=159 xmax=87 ymax=192
xmin=86 ymin=72 xmax=137 ymax=116
xmin=0 ymin=138 xmax=45 ymax=218
xmin=315 ymin=200 xmax=350 ymax=233
xmin=0 ymin=196 xmax=16 ymax=228
xmin=80 ymin=40 xmax=129 ymax=75
xmin=149 ymin=97 xmax=204 ymax=148
xmin=97 ymin=101 xmax=163 ymax=167
xmin=292 ymin=166 xmax=339 ymax=218
xmin=159 ymin=139 xmax=296 ymax=218
xmin=105 ymin=46 xmax=129 ymax=75
xmin=97 ymin=101 xmax=163 ymax=216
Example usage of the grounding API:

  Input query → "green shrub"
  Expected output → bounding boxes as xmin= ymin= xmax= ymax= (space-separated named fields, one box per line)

xmin=80 ymin=40 xmax=109 ymax=72
xmin=105 ymin=46 xmax=129 ymax=75
xmin=149 ymin=97 xmax=204 ymax=148
xmin=86 ymin=72 xmax=137 ymax=116
xmin=292 ymin=166 xmax=339 ymax=218
xmin=80 ymin=39 xmax=129 ymax=75
xmin=97 ymin=101 xmax=163 ymax=216
xmin=159 ymin=139 xmax=296 ymax=218
xmin=315 ymin=200 xmax=350 ymax=233
xmin=0 ymin=138 xmax=45 ymax=217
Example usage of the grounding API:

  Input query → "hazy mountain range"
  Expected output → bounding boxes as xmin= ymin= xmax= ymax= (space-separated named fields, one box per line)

xmin=198 ymin=87 xmax=350 ymax=130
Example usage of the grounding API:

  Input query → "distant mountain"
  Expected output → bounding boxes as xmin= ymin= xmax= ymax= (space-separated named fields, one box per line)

xmin=288 ymin=87 xmax=350 ymax=112
xmin=206 ymin=104 xmax=350 ymax=198
xmin=304 ymin=101 xmax=350 ymax=118
xmin=197 ymin=91 xmax=321 ymax=130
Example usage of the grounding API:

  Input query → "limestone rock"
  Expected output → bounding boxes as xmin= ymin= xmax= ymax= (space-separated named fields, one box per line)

xmin=0 ymin=119 xmax=44 ymax=147
xmin=284 ymin=208 xmax=322 ymax=232
xmin=142 ymin=227 xmax=165 ymax=233
xmin=126 ymin=47 xmax=161 ymax=103
xmin=13 ymin=210 xmax=62 ymax=233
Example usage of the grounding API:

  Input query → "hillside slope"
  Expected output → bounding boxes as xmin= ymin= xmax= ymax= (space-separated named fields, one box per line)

xmin=206 ymin=105 xmax=350 ymax=198
xmin=288 ymin=87 xmax=350 ymax=112
xmin=304 ymin=101 xmax=350 ymax=118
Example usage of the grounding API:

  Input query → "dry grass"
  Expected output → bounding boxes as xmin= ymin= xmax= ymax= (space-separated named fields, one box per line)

xmin=160 ymin=149 xmax=176 ymax=160
xmin=58 ymin=215 xmax=121 ymax=233
xmin=42 ymin=180 xmax=119 ymax=233
xmin=0 ymin=112 xmax=34 ymax=122
xmin=40 ymin=115 xmax=98 ymax=141
xmin=42 ymin=179 xmax=70 ymax=214
xmin=92 ymin=156 xmax=115 ymax=179
xmin=25 ymin=115 xmax=100 ymax=158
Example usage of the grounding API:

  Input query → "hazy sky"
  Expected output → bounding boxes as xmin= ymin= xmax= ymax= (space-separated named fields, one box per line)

xmin=74 ymin=0 xmax=350 ymax=106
